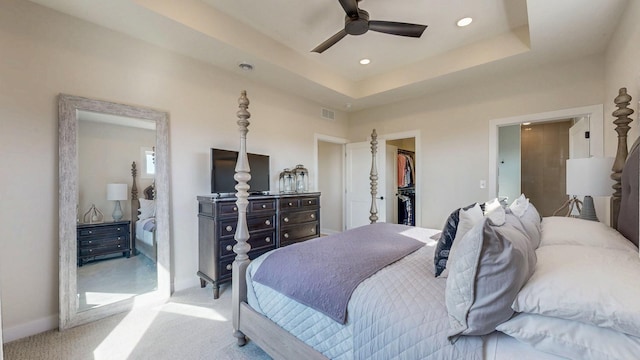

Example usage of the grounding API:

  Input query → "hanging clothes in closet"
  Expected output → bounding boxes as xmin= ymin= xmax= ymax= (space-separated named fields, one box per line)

xmin=397 ymin=150 xmax=415 ymax=226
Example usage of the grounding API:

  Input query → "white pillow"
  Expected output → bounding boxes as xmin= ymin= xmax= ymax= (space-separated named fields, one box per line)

xmin=513 ymin=245 xmax=640 ymax=337
xmin=497 ymin=313 xmax=640 ymax=360
xmin=484 ymin=198 xmax=501 ymax=214
xmin=509 ymin=193 xmax=529 ymax=217
xmin=452 ymin=202 xmax=483 ymax=244
xmin=540 ymin=216 xmax=638 ymax=252
xmin=138 ymin=198 xmax=155 ymax=220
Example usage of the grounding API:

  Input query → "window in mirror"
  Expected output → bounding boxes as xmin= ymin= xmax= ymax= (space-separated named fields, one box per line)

xmin=141 ymin=146 xmax=155 ymax=179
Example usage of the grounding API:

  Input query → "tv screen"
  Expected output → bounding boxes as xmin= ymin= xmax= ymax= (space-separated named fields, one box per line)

xmin=210 ymin=148 xmax=270 ymax=194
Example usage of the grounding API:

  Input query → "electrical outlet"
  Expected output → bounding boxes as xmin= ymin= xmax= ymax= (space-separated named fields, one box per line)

xmin=480 ymin=180 xmax=486 ymax=189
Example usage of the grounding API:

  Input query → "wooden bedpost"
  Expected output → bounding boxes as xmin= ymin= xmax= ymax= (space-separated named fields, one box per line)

xmin=369 ymin=129 xmax=379 ymax=224
xmin=232 ymin=90 xmax=252 ymax=346
xmin=610 ymin=88 xmax=634 ymax=229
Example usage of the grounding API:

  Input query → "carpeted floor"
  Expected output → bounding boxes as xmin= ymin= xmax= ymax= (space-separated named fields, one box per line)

xmin=3 ymin=284 xmax=272 ymax=360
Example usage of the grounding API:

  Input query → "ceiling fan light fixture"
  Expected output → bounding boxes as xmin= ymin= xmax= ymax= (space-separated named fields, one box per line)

xmin=359 ymin=58 xmax=371 ymax=65
xmin=457 ymin=17 xmax=473 ymax=27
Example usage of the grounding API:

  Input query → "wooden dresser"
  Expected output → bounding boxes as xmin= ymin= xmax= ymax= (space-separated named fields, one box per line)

xmin=76 ymin=221 xmax=131 ymax=266
xmin=197 ymin=192 xmax=320 ymax=298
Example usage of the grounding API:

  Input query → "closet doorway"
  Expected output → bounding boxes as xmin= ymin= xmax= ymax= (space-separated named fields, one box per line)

xmin=388 ymin=138 xmax=417 ymax=226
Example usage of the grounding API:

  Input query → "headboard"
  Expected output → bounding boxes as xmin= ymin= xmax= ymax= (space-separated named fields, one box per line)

xmin=131 ymin=161 xmax=154 ymax=255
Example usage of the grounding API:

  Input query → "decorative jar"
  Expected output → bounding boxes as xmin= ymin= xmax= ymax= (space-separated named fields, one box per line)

xmin=279 ymin=168 xmax=295 ymax=193
xmin=293 ymin=164 xmax=309 ymax=193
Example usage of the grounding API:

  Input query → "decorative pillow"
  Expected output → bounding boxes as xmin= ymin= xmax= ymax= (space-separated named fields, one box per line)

xmin=509 ymin=193 xmax=528 ymax=217
xmin=540 ymin=216 xmax=638 ymax=252
xmin=433 ymin=203 xmax=482 ymax=277
xmin=138 ymin=198 xmax=155 ymax=220
xmin=512 ymin=245 xmax=640 ymax=337
xmin=483 ymin=197 xmax=502 ymax=214
xmin=497 ymin=313 xmax=640 ymax=360
xmin=446 ymin=207 xmax=536 ymax=338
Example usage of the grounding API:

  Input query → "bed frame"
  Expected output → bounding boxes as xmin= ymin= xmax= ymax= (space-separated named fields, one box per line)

xmin=131 ymin=161 xmax=156 ymax=261
xmin=229 ymin=89 xmax=636 ymax=359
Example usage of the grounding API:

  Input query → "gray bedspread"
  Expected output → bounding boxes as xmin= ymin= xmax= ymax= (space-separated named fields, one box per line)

xmin=247 ymin=228 xmax=484 ymax=359
xmin=253 ymin=222 xmax=424 ymax=323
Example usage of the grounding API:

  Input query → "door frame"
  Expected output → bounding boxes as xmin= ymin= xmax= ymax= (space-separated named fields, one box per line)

xmin=314 ymin=133 xmax=349 ymax=235
xmin=488 ymin=104 xmax=604 ymax=198
xmin=379 ymin=130 xmax=422 ymax=227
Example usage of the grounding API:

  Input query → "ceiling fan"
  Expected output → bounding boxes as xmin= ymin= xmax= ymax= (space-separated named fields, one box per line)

xmin=311 ymin=0 xmax=428 ymax=53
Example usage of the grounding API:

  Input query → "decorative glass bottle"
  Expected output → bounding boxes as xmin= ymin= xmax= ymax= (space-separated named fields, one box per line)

xmin=279 ymin=168 xmax=295 ymax=193
xmin=293 ymin=164 xmax=309 ymax=193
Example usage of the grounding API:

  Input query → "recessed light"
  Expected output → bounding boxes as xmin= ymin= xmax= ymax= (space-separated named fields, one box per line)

xmin=457 ymin=17 xmax=473 ymax=27
xmin=238 ymin=62 xmax=254 ymax=71
xmin=522 ymin=122 xmax=531 ymax=126
xmin=359 ymin=58 xmax=371 ymax=65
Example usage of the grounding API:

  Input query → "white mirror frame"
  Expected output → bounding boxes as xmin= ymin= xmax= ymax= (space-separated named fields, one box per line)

xmin=58 ymin=94 xmax=171 ymax=330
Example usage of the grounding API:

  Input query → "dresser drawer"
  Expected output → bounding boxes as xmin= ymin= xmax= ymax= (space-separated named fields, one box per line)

xmin=281 ymin=209 xmax=318 ymax=225
xmin=280 ymin=222 xmax=319 ymax=245
xmin=279 ymin=198 xmax=300 ymax=210
xmin=79 ymin=241 xmax=129 ymax=257
xmin=218 ymin=247 xmax=274 ymax=280
xmin=217 ymin=202 xmax=239 ymax=216
xmin=78 ymin=224 xmax=128 ymax=238
xmin=300 ymin=197 xmax=319 ymax=208
xmin=250 ymin=199 xmax=276 ymax=214
xmin=80 ymin=236 xmax=128 ymax=248
xmin=219 ymin=214 xmax=276 ymax=238
xmin=219 ymin=230 xmax=275 ymax=257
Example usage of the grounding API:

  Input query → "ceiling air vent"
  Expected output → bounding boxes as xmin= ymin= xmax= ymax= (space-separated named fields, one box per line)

xmin=321 ymin=108 xmax=336 ymax=121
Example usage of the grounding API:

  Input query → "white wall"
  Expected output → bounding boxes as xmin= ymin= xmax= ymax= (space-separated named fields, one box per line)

xmin=0 ymin=0 xmax=348 ymax=341
xmin=318 ymin=141 xmax=344 ymax=234
xmin=348 ymin=56 xmax=605 ymax=229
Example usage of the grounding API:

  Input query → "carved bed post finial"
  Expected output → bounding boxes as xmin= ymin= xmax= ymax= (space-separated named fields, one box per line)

xmin=369 ymin=129 xmax=379 ymax=224
xmin=610 ymin=88 xmax=634 ymax=229
xmin=232 ymin=90 xmax=251 ymax=346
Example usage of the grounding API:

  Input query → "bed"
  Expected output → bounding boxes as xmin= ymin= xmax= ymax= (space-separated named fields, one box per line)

xmin=229 ymin=89 xmax=640 ymax=359
xmin=131 ymin=161 xmax=157 ymax=262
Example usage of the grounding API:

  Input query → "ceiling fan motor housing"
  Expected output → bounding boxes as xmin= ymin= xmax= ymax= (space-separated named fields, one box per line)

xmin=345 ymin=9 xmax=369 ymax=35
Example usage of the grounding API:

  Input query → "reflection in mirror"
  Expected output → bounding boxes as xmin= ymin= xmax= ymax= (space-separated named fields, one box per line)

xmin=59 ymin=94 xmax=171 ymax=330
xmin=497 ymin=116 xmax=591 ymax=216
xmin=77 ymin=111 xmax=157 ymax=311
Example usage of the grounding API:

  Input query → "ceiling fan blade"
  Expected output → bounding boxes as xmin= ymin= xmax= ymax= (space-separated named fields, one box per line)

xmin=338 ymin=0 xmax=359 ymax=18
xmin=311 ymin=29 xmax=348 ymax=53
xmin=368 ymin=21 xmax=427 ymax=37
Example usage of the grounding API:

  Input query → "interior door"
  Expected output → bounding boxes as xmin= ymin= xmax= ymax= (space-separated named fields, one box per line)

xmin=345 ymin=140 xmax=387 ymax=229
xmin=569 ymin=116 xmax=590 ymax=159
xmin=386 ymin=144 xmax=398 ymax=223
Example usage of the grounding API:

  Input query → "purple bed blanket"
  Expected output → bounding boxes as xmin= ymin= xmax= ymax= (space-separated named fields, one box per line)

xmin=253 ymin=222 xmax=424 ymax=323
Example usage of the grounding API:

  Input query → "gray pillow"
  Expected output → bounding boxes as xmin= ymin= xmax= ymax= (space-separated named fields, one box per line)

xmin=510 ymin=204 xmax=541 ymax=249
xmin=445 ymin=209 xmax=537 ymax=339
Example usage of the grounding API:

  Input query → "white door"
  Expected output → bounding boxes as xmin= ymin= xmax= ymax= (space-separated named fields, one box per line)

xmin=345 ymin=140 xmax=387 ymax=229
xmin=386 ymin=145 xmax=398 ymax=223
xmin=570 ymin=116 xmax=590 ymax=159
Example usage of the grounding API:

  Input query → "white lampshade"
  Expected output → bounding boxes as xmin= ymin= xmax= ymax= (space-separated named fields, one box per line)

xmin=566 ymin=157 xmax=615 ymax=196
xmin=106 ymin=183 xmax=128 ymax=201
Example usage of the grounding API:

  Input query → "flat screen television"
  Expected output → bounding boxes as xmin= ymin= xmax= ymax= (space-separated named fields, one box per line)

xmin=210 ymin=148 xmax=270 ymax=194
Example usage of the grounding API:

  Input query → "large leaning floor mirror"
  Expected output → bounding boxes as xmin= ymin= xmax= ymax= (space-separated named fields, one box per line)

xmin=59 ymin=94 xmax=171 ymax=330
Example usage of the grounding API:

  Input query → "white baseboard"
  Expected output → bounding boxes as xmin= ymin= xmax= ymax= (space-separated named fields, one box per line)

xmin=3 ymin=314 xmax=57 ymax=343
xmin=320 ymin=228 xmax=341 ymax=236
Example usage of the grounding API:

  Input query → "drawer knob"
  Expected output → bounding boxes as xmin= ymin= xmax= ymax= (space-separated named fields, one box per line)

xmin=117 ymin=237 xmax=121 ymax=240
xmin=308 ymin=200 xmax=312 ymax=204
xmin=226 ymin=264 xmax=232 ymax=271
xmin=288 ymin=202 xmax=293 ymax=206
xmin=283 ymin=217 xmax=289 ymax=223
xmin=265 ymin=237 xmax=271 ymax=243
xmin=265 ymin=220 xmax=271 ymax=226
xmin=118 ymin=245 xmax=121 ymax=248
xmin=226 ymin=225 xmax=233 ymax=232
xmin=284 ymin=233 xmax=289 ymax=239
xmin=233 ymin=207 xmax=237 ymax=211
xmin=226 ymin=245 xmax=233 ymax=251
xmin=88 ymin=231 xmax=93 ymax=234
xmin=88 ymin=241 xmax=92 ymax=244
xmin=310 ymin=228 xmax=315 ymax=234
xmin=310 ymin=214 xmax=315 ymax=219
xmin=117 ymin=228 xmax=121 ymax=231
xmin=89 ymin=249 xmax=92 ymax=253
xmin=262 ymin=204 xmax=267 ymax=209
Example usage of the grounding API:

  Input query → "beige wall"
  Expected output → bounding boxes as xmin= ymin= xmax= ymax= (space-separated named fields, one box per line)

xmin=79 ymin=121 xmax=155 ymax=222
xmin=317 ymin=141 xmax=344 ymax=234
xmin=0 ymin=0 xmax=348 ymax=340
xmin=349 ymin=56 xmax=606 ymax=229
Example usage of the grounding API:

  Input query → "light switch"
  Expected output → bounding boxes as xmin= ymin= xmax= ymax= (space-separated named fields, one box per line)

xmin=480 ymin=180 xmax=486 ymax=189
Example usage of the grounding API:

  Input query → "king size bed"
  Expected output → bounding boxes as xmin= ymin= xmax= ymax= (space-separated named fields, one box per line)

xmin=228 ymin=89 xmax=640 ymax=359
